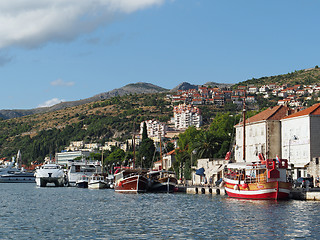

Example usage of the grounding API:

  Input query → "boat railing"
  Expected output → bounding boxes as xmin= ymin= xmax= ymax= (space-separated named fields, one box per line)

xmin=244 ymin=174 xmax=267 ymax=183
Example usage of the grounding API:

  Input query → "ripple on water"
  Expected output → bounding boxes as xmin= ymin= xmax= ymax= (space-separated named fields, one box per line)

xmin=0 ymin=184 xmax=319 ymax=239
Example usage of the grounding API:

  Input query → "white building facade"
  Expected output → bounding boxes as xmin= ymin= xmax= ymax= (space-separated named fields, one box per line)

xmin=281 ymin=103 xmax=320 ymax=178
xmin=173 ymin=104 xmax=202 ymax=129
xmin=140 ymin=120 xmax=167 ymax=140
xmin=235 ymin=106 xmax=289 ymax=163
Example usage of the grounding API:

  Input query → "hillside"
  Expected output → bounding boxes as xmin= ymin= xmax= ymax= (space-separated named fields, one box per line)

xmin=235 ymin=66 xmax=320 ymax=87
xmin=0 ymin=92 xmax=174 ymax=163
xmin=0 ymin=82 xmax=168 ymax=120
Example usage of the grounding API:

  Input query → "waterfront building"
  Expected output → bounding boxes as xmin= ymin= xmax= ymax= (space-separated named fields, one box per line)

xmin=173 ymin=104 xmax=202 ymax=129
xmin=234 ymin=105 xmax=290 ymax=162
xmin=55 ymin=150 xmax=91 ymax=165
xmin=281 ymin=103 xmax=320 ymax=178
xmin=192 ymin=158 xmax=227 ymax=186
xmin=153 ymin=150 xmax=176 ymax=171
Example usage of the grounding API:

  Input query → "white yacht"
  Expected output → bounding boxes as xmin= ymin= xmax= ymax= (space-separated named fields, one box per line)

xmin=0 ymin=159 xmax=35 ymax=183
xmin=0 ymin=170 xmax=35 ymax=183
xmin=34 ymin=163 xmax=66 ymax=187
xmin=67 ymin=160 xmax=102 ymax=187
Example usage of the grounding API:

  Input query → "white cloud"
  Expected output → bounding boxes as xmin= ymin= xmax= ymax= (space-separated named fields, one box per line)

xmin=51 ymin=79 xmax=75 ymax=87
xmin=38 ymin=98 xmax=65 ymax=108
xmin=0 ymin=0 xmax=166 ymax=49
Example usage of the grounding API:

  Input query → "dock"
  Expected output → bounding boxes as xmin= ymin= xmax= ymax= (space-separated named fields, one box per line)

xmin=184 ymin=185 xmax=320 ymax=200
xmin=185 ymin=185 xmax=226 ymax=195
xmin=290 ymin=188 xmax=320 ymax=201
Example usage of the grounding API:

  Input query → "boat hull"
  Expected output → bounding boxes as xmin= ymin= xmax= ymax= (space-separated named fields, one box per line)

xmin=115 ymin=175 xmax=148 ymax=193
xmin=224 ymin=180 xmax=291 ymax=200
xmin=76 ymin=181 xmax=88 ymax=188
xmin=88 ymin=181 xmax=108 ymax=189
xmin=149 ymin=177 xmax=177 ymax=193
xmin=36 ymin=177 xmax=65 ymax=187
xmin=0 ymin=173 xmax=35 ymax=183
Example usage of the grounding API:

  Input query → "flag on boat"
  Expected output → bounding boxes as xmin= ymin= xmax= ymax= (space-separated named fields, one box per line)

xmin=276 ymin=155 xmax=280 ymax=163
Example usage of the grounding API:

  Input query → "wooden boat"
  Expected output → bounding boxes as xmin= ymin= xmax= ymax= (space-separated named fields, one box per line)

xmin=223 ymin=158 xmax=292 ymax=200
xmin=114 ymin=169 xmax=148 ymax=193
xmin=147 ymin=170 xmax=177 ymax=193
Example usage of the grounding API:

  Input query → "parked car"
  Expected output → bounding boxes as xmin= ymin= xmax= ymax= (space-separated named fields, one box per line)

xmin=293 ymin=177 xmax=314 ymax=188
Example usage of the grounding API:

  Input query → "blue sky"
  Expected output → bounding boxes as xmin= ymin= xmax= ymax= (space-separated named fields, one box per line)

xmin=1 ymin=0 xmax=320 ymax=110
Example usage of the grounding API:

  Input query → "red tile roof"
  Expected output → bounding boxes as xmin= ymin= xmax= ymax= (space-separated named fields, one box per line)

xmin=282 ymin=103 xmax=320 ymax=119
xmin=237 ymin=105 xmax=290 ymax=126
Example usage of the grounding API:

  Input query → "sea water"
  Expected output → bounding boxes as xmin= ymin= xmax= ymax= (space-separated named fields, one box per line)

xmin=0 ymin=183 xmax=319 ymax=239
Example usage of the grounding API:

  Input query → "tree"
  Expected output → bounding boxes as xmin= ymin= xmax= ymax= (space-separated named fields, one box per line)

xmin=165 ymin=142 xmax=175 ymax=153
xmin=137 ymin=138 xmax=155 ymax=169
xmin=175 ymin=126 xmax=199 ymax=180
xmin=142 ymin=121 xmax=148 ymax=140
xmin=193 ymin=131 xmax=221 ymax=158
xmin=106 ymin=148 xmax=125 ymax=165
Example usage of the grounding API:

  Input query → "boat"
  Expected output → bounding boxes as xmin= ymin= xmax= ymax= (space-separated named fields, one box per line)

xmin=223 ymin=158 xmax=292 ymax=200
xmin=114 ymin=168 xmax=149 ymax=193
xmin=67 ymin=160 xmax=102 ymax=187
xmin=147 ymin=170 xmax=177 ymax=193
xmin=0 ymin=171 xmax=35 ymax=183
xmin=76 ymin=175 xmax=89 ymax=188
xmin=223 ymin=96 xmax=291 ymax=200
xmin=34 ymin=163 xmax=66 ymax=187
xmin=0 ymin=158 xmax=35 ymax=183
xmin=88 ymin=175 xmax=108 ymax=189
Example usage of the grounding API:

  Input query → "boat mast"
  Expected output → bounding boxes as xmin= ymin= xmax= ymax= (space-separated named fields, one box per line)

xmin=133 ymin=122 xmax=136 ymax=169
xmin=159 ymin=131 xmax=163 ymax=170
xmin=101 ymin=149 xmax=104 ymax=175
xmin=243 ymin=92 xmax=246 ymax=162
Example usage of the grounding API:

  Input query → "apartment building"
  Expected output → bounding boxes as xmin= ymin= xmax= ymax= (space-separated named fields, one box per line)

xmin=173 ymin=104 xmax=202 ymax=129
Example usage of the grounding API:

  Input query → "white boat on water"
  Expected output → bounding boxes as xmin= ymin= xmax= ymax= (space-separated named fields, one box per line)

xmin=88 ymin=175 xmax=108 ymax=189
xmin=34 ymin=163 xmax=66 ymax=187
xmin=0 ymin=158 xmax=35 ymax=183
xmin=67 ymin=160 xmax=102 ymax=187
xmin=0 ymin=171 xmax=35 ymax=183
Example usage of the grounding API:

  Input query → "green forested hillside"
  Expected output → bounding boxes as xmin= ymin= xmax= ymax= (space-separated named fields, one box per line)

xmin=0 ymin=93 xmax=172 ymax=163
xmin=234 ymin=66 xmax=320 ymax=87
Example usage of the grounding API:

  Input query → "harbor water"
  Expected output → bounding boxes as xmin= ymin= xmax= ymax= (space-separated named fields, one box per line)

xmin=1 ymin=183 xmax=320 ymax=239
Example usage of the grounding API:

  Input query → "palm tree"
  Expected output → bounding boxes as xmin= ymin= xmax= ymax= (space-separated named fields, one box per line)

xmin=193 ymin=131 xmax=222 ymax=159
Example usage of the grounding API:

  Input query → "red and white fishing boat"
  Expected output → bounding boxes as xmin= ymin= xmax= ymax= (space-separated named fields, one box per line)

xmin=223 ymin=158 xmax=292 ymax=200
xmin=114 ymin=168 xmax=149 ymax=193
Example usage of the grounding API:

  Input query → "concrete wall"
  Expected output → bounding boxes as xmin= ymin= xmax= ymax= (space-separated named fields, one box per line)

xmin=267 ymin=121 xmax=281 ymax=159
xmin=310 ymin=116 xmax=320 ymax=160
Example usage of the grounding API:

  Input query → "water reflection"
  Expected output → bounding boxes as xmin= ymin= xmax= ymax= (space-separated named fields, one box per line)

xmin=0 ymin=184 xmax=320 ymax=239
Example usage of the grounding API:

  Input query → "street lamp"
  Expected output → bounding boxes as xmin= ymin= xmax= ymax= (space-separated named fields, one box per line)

xmin=191 ymin=150 xmax=197 ymax=185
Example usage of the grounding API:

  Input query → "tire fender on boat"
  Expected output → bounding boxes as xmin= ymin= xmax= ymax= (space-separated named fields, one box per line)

xmin=234 ymin=184 xmax=239 ymax=190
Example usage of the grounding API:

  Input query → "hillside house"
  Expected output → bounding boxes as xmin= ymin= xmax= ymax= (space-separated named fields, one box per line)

xmin=173 ymin=104 xmax=202 ymax=129
xmin=248 ymin=87 xmax=258 ymax=94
